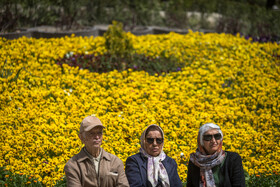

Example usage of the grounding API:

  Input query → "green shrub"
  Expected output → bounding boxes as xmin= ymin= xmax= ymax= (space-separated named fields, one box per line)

xmin=1 ymin=0 xmax=279 ymax=38
xmin=57 ymin=52 xmax=184 ymax=76
xmin=104 ymin=21 xmax=134 ymax=58
xmin=216 ymin=1 xmax=280 ymax=37
xmin=57 ymin=21 xmax=185 ymax=75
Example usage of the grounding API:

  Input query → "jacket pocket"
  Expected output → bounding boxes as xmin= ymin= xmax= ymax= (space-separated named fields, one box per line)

xmin=101 ymin=171 xmax=118 ymax=187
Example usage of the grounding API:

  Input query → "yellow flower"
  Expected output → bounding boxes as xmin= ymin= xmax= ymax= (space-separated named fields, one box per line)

xmin=0 ymin=31 xmax=279 ymax=186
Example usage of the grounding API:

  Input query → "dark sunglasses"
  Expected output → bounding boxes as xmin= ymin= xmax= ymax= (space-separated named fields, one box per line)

xmin=146 ymin=138 xmax=164 ymax=144
xmin=203 ymin=133 xmax=222 ymax=141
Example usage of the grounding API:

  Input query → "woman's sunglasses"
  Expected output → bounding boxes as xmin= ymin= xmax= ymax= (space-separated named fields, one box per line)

xmin=146 ymin=138 xmax=164 ymax=144
xmin=203 ymin=133 xmax=222 ymax=141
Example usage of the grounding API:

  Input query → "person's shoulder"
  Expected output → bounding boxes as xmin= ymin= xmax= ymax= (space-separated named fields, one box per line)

xmin=126 ymin=152 xmax=146 ymax=165
xmin=64 ymin=152 xmax=81 ymax=170
xmin=225 ymin=151 xmax=241 ymax=157
xmin=126 ymin=152 xmax=142 ymax=162
xmin=225 ymin=151 xmax=242 ymax=161
xmin=66 ymin=149 xmax=83 ymax=163
xmin=127 ymin=152 xmax=141 ymax=159
xmin=102 ymin=150 xmax=127 ymax=169
xmin=164 ymin=154 xmax=177 ymax=165
xmin=102 ymin=149 xmax=121 ymax=161
xmin=165 ymin=154 xmax=176 ymax=160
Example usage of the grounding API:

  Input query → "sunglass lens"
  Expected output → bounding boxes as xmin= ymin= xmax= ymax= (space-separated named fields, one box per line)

xmin=203 ymin=135 xmax=212 ymax=141
xmin=146 ymin=138 xmax=154 ymax=144
xmin=146 ymin=138 xmax=163 ymax=144
xmin=203 ymin=133 xmax=221 ymax=141
xmin=214 ymin=133 xmax=221 ymax=140
xmin=156 ymin=138 xmax=163 ymax=144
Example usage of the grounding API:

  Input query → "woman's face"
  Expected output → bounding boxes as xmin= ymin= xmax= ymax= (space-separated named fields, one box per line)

xmin=144 ymin=130 xmax=163 ymax=157
xmin=202 ymin=129 xmax=222 ymax=155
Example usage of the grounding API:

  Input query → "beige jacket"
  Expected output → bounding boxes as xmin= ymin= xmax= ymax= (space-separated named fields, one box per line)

xmin=64 ymin=147 xmax=129 ymax=187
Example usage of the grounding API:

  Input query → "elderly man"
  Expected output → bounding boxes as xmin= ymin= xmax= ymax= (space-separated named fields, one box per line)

xmin=64 ymin=116 xmax=129 ymax=187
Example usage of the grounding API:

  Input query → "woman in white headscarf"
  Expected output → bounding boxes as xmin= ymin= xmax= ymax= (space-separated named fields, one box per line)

xmin=125 ymin=124 xmax=182 ymax=187
xmin=187 ymin=123 xmax=245 ymax=187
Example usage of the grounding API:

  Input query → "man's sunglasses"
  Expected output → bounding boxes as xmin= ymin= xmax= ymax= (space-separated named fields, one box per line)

xmin=146 ymin=138 xmax=164 ymax=144
xmin=203 ymin=133 xmax=222 ymax=141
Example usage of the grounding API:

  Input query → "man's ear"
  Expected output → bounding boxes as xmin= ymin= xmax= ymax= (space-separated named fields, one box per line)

xmin=78 ymin=133 xmax=84 ymax=143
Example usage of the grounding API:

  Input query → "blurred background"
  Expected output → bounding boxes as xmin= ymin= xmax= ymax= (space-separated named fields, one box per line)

xmin=1 ymin=0 xmax=280 ymax=39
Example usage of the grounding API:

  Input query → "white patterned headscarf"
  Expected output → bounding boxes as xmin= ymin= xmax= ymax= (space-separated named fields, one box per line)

xmin=140 ymin=124 xmax=170 ymax=187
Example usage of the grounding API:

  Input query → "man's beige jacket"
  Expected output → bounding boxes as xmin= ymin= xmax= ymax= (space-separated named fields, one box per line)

xmin=64 ymin=147 xmax=129 ymax=187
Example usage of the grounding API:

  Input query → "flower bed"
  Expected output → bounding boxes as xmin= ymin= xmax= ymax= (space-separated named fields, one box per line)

xmin=0 ymin=31 xmax=279 ymax=186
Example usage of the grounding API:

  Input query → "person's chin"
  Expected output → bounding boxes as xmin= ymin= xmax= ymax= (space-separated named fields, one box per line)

xmin=210 ymin=148 xmax=218 ymax=153
xmin=92 ymin=144 xmax=101 ymax=148
xmin=151 ymin=151 xmax=160 ymax=156
xmin=210 ymin=144 xmax=218 ymax=149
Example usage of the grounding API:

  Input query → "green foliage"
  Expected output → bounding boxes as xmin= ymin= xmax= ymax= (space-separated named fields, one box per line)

xmin=83 ymin=0 xmax=112 ymax=24
xmin=57 ymin=52 xmax=184 ymax=76
xmin=56 ymin=21 xmax=185 ymax=75
xmin=104 ymin=21 xmax=134 ymax=58
xmin=120 ymin=0 xmax=164 ymax=27
xmin=245 ymin=171 xmax=280 ymax=187
xmin=1 ymin=166 xmax=279 ymax=186
xmin=189 ymin=0 xmax=218 ymax=13
xmin=216 ymin=0 xmax=280 ymax=37
xmin=0 ymin=167 xmax=43 ymax=186
xmin=0 ymin=0 xmax=58 ymax=31
xmin=0 ymin=0 xmax=279 ymax=37
xmin=83 ymin=0 xmax=164 ymax=27
xmin=54 ymin=176 xmax=66 ymax=187
xmin=51 ymin=0 xmax=88 ymax=29
xmin=163 ymin=0 xmax=188 ymax=28
xmin=0 ymin=59 xmax=23 ymax=87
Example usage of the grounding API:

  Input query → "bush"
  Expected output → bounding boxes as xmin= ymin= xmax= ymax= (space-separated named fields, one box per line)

xmin=1 ymin=0 xmax=279 ymax=38
xmin=104 ymin=21 xmax=134 ymax=58
xmin=57 ymin=51 xmax=184 ymax=76
xmin=216 ymin=1 xmax=280 ymax=38
xmin=57 ymin=21 xmax=185 ymax=75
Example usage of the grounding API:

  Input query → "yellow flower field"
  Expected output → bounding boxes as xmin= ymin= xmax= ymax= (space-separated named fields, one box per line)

xmin=0 ymin=31 xmax=279 ymax=186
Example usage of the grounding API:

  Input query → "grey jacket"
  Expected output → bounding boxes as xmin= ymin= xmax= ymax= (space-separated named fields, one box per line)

xmin=64 ymin=147 xmax=129 ymax=187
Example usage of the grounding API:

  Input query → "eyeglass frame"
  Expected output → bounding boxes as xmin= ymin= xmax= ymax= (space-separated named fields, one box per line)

xmin=146 ymin=138 xmax=164 ymax=144
xmin=85 ymin=131 xmax=103 ymax=138
xmin=203 ymin=133 xmax=222 ymax=141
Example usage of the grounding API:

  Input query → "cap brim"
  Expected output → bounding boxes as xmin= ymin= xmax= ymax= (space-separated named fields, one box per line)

xmin=84 ymin=125 xmax=105 ymax=132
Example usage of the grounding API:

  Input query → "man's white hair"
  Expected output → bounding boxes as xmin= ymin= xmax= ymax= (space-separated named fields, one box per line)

xmin=198 ymin=123 xmax=223 ymax=146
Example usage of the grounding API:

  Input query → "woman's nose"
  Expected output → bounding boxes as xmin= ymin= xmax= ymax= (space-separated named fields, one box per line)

xmin=210 ymin=136 xmax=217 ymax=142
xmin=152 ymin=139 xmax=160 ymax=146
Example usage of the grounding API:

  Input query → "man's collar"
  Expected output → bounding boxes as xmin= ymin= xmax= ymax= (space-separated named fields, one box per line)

xmin=77 ymin=147 xmax=111 ymax=162
xmin=100 ymin=148 xmax=111 ymax=161
xmin=83 ymin=147 xmax=102 ymax=159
